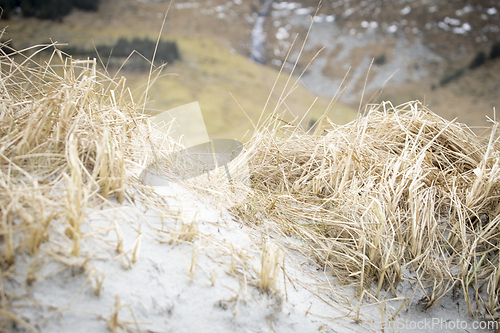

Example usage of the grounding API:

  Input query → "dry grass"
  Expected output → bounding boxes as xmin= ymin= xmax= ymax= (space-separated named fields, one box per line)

xmin=1 ymin=32 xmax=499 ymax=331
xmin=0 ymin=46 xmax=129 ymax=261
xmin=0 ymin=38 xmax=287 ymax=331
xmin=235 ymin=100 xmax=500 ymax=322
xmin=258 ymin=241 xmax=283 ymax=294
xmin=0 ymin=40 xmax=199 ymax=329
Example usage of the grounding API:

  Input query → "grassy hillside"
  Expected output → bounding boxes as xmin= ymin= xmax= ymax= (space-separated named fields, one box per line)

xmin=0 ymin=6 xmax=356 ymax=141
xmin=376 ymin=57 xmax=500 ymax=130
xmin=122 ymin=37 xmax=356 ymax=140
xmin=2 ymin=0 xmax=499 ymax=133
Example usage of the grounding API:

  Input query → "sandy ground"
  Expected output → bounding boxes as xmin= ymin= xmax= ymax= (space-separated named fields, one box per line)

xmin=5 ymin=180 xmax=493 ymax=333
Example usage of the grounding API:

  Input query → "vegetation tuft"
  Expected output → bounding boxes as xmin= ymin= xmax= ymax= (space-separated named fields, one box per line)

xmin=469 ymin=50 xmax=487 ymax=69
xmin=61 ymin=37 xmax=180 ymax=69
xmin=439 ymin=44 xmax=499 ymax=87
xmin=490 ymin=41 xmax=500 ymax=60
xmin=0 ymin=41 xmax=194 ymax=329
xmin=373 ymin=53 xmax=386 ymax=66
xmin=0 ymin=0 xmax=100 ymax=20
xmin=439 ymin=67 xmax=464 ymax=86
xmin=1 ymin=34 xmax=499 ymax=329
xmin=235 ymin=100 xmax=500 ymax=322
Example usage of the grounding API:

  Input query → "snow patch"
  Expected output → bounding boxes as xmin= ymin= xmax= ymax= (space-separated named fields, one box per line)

xmin=272 ymin=2 xmax=301 ymax=11
xmin=361 ymin=21 xmax=378 ymax=29
xmin=325 ymin=15 xmax=335 ymax=23
xmin=487 ymin=7 xmax=498 ymax=15
xmin=400 ymin=6 xmax=411 ymax=15
xmin=456 ymin=5 xmax=473 ymax=16
xmin=313 ymin=15 xmax=324 ymax=23
xmin=276 ymin=27 xmax=289 ymax=40
xmin=295 ymin=8 xmax=313 ymax=16
xmin=175 ymin=2 xmax=199 ymax=10
xmin=271 ymin=59 xmax=282 ymax=66
xmin=387 ymin=24 xmax=398 ymax=33
xmin=438 ymin=21 xmax=450 ymax=31
xmin=452 ymin=27 xmax=467 ymax=34
xmin=444 ymin=17 xmax=461 ymax=26
xmin=342 ymin=8 xmax=354 ymax=18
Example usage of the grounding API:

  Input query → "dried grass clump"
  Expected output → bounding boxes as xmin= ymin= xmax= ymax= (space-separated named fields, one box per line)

xmin=0 ymin=47 xmax=138 ymax=254
xmin=258 ymin=241 xmax=283 ymax=294
xmin=0 ymin=42 xmax=179 ymax=328
xmin=237 ymin=101 xmax=500 ymax=320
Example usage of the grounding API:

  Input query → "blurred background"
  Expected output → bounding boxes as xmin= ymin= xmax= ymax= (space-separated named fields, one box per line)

xmin=0 ymin=0 xmax=499 ymax=140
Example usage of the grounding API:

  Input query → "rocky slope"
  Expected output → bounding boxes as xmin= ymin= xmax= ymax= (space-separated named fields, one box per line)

xmin=2 ymin=0 xmax=499 ymax=127
xmin=139 ymin=0 xmax=500 ymax=126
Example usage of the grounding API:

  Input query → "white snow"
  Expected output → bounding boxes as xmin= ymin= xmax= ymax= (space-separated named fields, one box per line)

xmin=456 ymin=5 xmax=473 ymax=16
xmin=272 ymin=2 xmax=301 ymax=11
xmin=276 ymin=27 xmax=289 ymax=40
xmin=325 ymin=15 xmax=336 ymax=23
xmin=387 ymin=24 xmax=398 ymax=33
xmin=444 ymin=17 xmax=461 ymax=26
xmin=342 ymin=8 xmax=355 ymax=18
xmin=271 ymin=59 xmax=282 ymax=66
xmin=175 ymin=2 xmax=199 ymax=10
xmin=313 ymin=15 xmax=324 ymax=23
xmin=487 ymin=7 xmax=498 ymax=15
xmin=295 ymin=8 xmax=312 ymax=16
xmin=453 ymin=22 xmax=472 ymax=34
xmin=438 ymin=21 xmax=450 ymax=31
xmin=452 ymin=27 xmax=466 ymax=34
xmin=400 ymin=6 xmax=411 ymax=15
xmin=361 ymin=21 xmax=378 ymax=29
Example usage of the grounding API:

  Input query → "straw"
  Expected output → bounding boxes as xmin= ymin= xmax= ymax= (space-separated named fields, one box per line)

xmin=236 ymin=100 xmax=500 ymax=321
xmin=0 ymin=42 xmax=190 ymax=329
